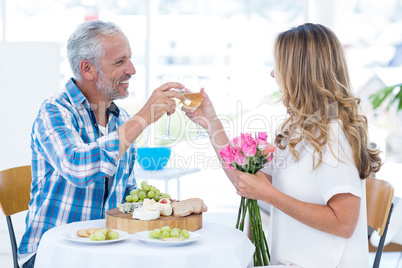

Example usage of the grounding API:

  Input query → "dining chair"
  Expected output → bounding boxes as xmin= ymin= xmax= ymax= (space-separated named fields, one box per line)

xmin=366 ymin=176 xmax=394 ymax=268
xmin=0 ymin=165 xmax=32 ymax=268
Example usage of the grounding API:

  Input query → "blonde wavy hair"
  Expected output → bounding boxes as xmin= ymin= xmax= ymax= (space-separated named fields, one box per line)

xmin=273 ymin=23 xmax=382 ymax=179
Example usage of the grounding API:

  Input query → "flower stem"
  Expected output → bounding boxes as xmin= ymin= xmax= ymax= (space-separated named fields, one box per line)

xmin=253 ymin=200 xmax=269 ymax=265
xmin=240 ymin=198 xmax=249 ymax=230
xmin=236 ymin=197 xmax=244 ymax=229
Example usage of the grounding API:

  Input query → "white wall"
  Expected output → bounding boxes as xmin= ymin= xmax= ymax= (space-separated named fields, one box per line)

xmin=0 ymin=42 xmax=60 ymax=254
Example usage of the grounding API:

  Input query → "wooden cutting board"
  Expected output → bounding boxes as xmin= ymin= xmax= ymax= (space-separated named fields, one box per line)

xmin=105 ymin=208 xmax=203 ymax=233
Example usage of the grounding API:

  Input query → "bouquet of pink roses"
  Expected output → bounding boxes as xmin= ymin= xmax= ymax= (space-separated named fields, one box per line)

xmin=219 ymin=132 xmax=276 ymax=266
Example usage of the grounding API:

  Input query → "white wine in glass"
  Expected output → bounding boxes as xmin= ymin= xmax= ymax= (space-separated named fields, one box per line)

xmin=182 ymin=75 xmax=209 ymax=140
xmin=182 ymin=92 xmax=203 ymax=110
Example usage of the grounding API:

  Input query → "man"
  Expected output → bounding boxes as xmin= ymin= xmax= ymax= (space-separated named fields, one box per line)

xmin=18 ymin=20 xmax=184 ymax=268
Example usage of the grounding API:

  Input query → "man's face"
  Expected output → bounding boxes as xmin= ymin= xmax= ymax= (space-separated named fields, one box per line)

xmin=96 ymin=34 xmax=136 ymax=101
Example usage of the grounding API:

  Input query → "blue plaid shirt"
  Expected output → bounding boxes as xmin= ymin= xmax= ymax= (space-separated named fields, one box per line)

xmin=19 ymin=78 xmax=136 ymax=255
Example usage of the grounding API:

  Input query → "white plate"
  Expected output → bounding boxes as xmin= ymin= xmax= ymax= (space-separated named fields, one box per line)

xmin=63 ymin=229 xmax=129 ymax=244
xmin=134 ymin=230 xmax=201 ymax=245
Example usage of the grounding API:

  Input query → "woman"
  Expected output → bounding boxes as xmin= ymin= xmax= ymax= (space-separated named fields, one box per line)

xmin=183 ymin=23 xmax=382 ymax=267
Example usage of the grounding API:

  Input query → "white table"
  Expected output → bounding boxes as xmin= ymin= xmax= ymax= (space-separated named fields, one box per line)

xmin=35 ymin=219 xmax=254 ymax=268
xmin=134 ymin=167 xmax=201 ymax=200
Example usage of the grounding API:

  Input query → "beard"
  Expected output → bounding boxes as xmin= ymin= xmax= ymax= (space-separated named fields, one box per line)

xmin=96 ymin=69 xmax=128 ymax=101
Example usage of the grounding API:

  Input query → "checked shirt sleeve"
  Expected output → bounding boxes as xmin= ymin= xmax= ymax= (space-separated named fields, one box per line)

xmin=32 ymin=100 xmax=121 ymax=187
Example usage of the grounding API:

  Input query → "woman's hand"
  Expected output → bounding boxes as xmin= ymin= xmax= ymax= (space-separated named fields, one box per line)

xmin=234 ymin=170 xmax=275 ymax=201
xmin=181 ymin=88 xmax=218 ymax=132
xmin=234 ymin=170 xmax=360 ymax=239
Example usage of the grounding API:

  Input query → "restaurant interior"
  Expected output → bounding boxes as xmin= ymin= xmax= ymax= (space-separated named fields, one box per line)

xmin=1 ymin=0 xmax=402 ymax=267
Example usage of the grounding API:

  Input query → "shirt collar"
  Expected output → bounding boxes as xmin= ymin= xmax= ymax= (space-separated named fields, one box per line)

xmin=65 ymin=78 xmax=120 ymax=117
xmin=107 ymin=102 xmax=120 ymax=117
xmin=65 ymin=78 xmax=90 ymax=109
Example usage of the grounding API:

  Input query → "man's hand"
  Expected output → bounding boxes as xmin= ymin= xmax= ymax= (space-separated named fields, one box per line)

xmin=138 ymin=82 xmax=185 ymax=125
xmin=117 ymin=82 xmax=185 ymax=158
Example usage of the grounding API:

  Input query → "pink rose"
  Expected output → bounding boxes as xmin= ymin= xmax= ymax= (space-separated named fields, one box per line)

xmin=241 ymin=133 xmax=253 ymax=140
xmin=234 ymin=149 xmax=247 ymax=165
xmin=226 ymin=163 xmax=234 ymax=170
xmin=257 ymin=132 xmax=268 ymax=141
xmin=257 ymin=140 xmax=269 ymax=150
xmin=219 ymin=145 xmax=235 ymax=164
xmin=242 ymin=139 xmax=257 ymax=157
xmin=263 ymin=143 xmax=276 ymax=155
xmin=230 ymin=137 xmax=239 ymax=147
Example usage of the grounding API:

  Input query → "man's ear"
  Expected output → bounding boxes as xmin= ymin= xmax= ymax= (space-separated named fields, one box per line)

xmin=80 ymin=60 xmax=97 ymax=81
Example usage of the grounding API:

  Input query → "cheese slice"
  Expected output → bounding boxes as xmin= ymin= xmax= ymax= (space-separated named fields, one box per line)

xmin=132 ymin=208 xmax=160 ymax=220
xmin=143 ymin=199 xmax=162 ymax=211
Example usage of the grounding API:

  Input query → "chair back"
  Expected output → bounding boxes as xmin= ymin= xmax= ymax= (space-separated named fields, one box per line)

xmin=0 ymin=165 xmax=32 ymax=216
xmin=366 ymin=176 xmax=394 ymax=268
xmin=366 ymin=177 xmax=394 ymax=236
xmin=0 ymin=165 xmax=32 ymax=268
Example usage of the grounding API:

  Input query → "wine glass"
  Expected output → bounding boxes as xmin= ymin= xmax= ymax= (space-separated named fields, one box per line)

xmin=182 ymin=75 xmax=209 ymax=140
xmin=156 ymin=74 xmax=182 ymax=141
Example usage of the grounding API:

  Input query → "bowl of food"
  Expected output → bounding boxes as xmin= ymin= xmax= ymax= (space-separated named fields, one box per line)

xmin=136 ymin=147 xmax=172 ymax=171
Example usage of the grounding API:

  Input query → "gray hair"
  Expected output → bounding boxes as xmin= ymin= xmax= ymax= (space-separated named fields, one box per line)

xmin=67 ymin=20 xmax=123 ymax=81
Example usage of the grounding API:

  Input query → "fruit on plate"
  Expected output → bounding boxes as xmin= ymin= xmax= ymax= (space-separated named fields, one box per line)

xmin=77 ymin=228 xmax=119 ymax=241
xmin=124 ymin=181 xmax=171 ymax=204
xmin=149 ymin=226 xmax=190 ymax=240
xmin=120 ymin=180 xmax=173 ymax=214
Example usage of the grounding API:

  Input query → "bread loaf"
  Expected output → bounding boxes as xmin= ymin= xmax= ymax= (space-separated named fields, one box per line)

xmin=183 ymin=199 xmax=202 ymax=214
xmin=172 ymin=201 xmax=193 ymax=217
xmin=172 ymin=198 xmax=208 ymax=217
xmin=188 ymin=197 xmax=208 ymax=213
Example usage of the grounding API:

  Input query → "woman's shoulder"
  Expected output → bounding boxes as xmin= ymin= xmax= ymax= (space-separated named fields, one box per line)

xmin=322 ymin=119 xmax=354 ymax=165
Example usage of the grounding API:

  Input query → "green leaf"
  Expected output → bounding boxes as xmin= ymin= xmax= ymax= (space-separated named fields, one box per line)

xmin=398 ymin=85 xmax=402 ymax=111
xmin=369 ymin=84 xmax=399 ymax=110
xmin=387 ymin=85 xmax=402 ymax=110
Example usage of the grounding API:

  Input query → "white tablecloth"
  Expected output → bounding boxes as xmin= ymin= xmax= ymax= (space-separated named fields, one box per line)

xmin=35 ymin=219 xmax=254 ymax=268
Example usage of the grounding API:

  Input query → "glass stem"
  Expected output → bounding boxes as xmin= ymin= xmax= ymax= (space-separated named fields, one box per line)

xmin=195 ymin=116 xmax=202 ymax=134
xmin=165 ymin=115 xmax=172 ymax=135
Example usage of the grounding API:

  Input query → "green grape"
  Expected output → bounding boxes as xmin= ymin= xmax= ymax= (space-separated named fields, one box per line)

xmin=130 ymin=189 xmax=138 ymax=196
xmin=181 ymin=229 xmax=190 ymax=239
xmin=132 ymin=194 xmax=139 ymax=202
xmin=150 ymin=186 xmax=157 ymax=192
xmin=149 ymin=230 xmax=155 ymax=238
xmin=161 ymin=231 xmax=170 ymax=238
xmin=125 ymin=195 xmax=133 ymax=202
xmin=153 ymin=228 xmax=161 ymax=237
xmin=161 ymin=193 xmax=171 ymax=199
xmin=153 ymin=195 xmax=161 ymax=202
xmin=147 ymin=191 xmax=155 ymax=198
xmin=141 ymin=181 xmax=150 ymax=191
xmin=155 ymin=189 xmax=161 ymax=195
xmin=138 ymin=191 xmax=146 ymax=200
xmin=170 ymin=230 xmax=180 ymax=238
xmin=172 ymin=228 xmax=180 ymax=233
xmin=89 ymin=234 xmax=97 ymax=241
xmin=108 ymin=231 xmax=119 ymax=240
xmin=161 ymin=226 xmax=171 ymax=232
xmin=95 ymin=231 xmax=106 ymax=241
